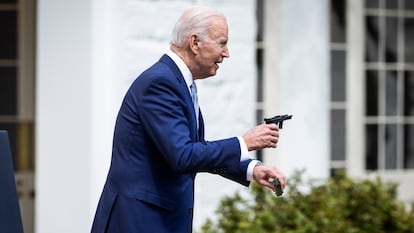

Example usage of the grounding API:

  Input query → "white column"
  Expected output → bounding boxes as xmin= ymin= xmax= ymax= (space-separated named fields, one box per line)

xmin=346 ymin=0 xmax=365 ymax=177
xmin=263 ymin=0 xmax=330 ymax=180
xmin=36 ymin=0 xmax=92 ymax=231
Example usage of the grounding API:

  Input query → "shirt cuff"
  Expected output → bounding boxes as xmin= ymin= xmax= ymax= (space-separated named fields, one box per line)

xmin=237 ymin=136 xmax=250 ymax=161
xmin=247 ymin=160 xmax=262 ymax=181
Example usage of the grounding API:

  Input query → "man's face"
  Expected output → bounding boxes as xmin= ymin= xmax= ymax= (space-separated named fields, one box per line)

xmin=194 ymin=17 xmax=230 ymax=79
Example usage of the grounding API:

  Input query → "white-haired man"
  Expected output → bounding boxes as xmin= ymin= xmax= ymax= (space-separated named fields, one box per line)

xmin=91 ymin=6 xmax=286 ymax=233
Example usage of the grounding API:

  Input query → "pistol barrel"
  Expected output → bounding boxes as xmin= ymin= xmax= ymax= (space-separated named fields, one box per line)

xmin=264 ymin=114 xmax=292 ymax=128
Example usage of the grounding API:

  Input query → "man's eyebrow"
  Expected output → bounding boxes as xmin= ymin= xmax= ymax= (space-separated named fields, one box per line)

xmin=218 ymin=38 xmax=228 ymax=43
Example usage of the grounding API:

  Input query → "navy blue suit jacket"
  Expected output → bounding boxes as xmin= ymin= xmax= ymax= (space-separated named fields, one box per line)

xmin=91 ymin=55 xmax=251 ymax=233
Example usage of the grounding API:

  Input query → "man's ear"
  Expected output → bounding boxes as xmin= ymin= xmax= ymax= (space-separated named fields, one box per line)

xmin=189 ymin=34 xmax=199 ymax=54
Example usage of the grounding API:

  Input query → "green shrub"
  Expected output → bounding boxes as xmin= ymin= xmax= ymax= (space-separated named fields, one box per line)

xmin=198 ymin=170 xmax=414 ymax=233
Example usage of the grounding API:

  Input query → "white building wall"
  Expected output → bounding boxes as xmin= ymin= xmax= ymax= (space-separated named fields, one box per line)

xmin=263 ymin=0 xmax=330 ymax=181
xmin=36 ymin=0 xmax=256 ymax=232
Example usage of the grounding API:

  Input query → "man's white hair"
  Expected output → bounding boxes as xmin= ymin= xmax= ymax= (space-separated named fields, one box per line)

xmin=170 ymin=6 xmax=225 ymax=47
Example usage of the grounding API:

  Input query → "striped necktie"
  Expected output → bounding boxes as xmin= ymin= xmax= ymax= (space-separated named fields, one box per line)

xmin=190 ymin=81 xmax=199 ymax=124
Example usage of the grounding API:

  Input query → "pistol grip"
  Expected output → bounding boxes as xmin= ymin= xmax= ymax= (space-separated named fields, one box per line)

xmin=272 ymin=178 xmax=283 ymax=196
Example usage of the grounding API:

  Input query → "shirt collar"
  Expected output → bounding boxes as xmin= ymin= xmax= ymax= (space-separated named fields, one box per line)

xmin=166 ymin=50 xmax=193 ymax=91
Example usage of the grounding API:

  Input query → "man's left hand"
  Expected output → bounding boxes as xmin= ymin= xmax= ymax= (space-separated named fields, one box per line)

xmin=253 ymin=164 xmax=286 ymax=193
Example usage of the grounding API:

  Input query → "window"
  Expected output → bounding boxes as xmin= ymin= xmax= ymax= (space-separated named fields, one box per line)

xmin=330 ymin=0 xmax=347 ymax=176
xmin=256 ymin=0 xmax=265 ymax=161
xmin=0 ymin=1 xmax=35 ymax=232
xmin=0 ymin=0 xmax=35 ymax=172
xmin=330 ymin=0 xmax=414 ymax=174
xmin=364 ymin=0 xmax=414 ymax=170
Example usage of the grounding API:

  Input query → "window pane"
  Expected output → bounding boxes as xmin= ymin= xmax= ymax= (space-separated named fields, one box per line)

xmin=331 ymin=51 xmax=346 ymax=101
xmin=365 ymin=16 xmax=380 ymax=62
xmin=404 ymin=18 xmax=414 ymax=63
xmin=385 ymin=0 xmax=399 ymax=9
xmin=385 ymin=70 xmax=398 ymax=115
xmin=366 ymin=70 xmax=379 ymax=116
xmin=365 ymin=0 xmax=378 ymax=8
xmin=330 ymin=0 xmax=346 ymax=43
xmin=0 ymin=67 xmax=17 ymax=115
xmin=406 ymin=0 xmax=414 ymax=10
xmin=256 ymin=49 xmax=264 ymax=102
xmin=385 ymin=124 xmax=397 ymax=169
xmin=0 ymin=0 xmax=17 ymax=3
xmin=16 ymin=122 xmax=35 ymax=171
xmin=366 ymin=0 xmax=379 ymax=8
xmin=256 ymin=109 xmax=263 ymax=161
xmin=331 ymin=109 xmax=346 ymax=161
xmin=405 ymin=71 xmax=414 ymax=116
xmin=385 ymin=17 xmax=398 ymax=63
xmin=330 ymin=168 xmax=345 ymax=177
xmin=405 ymin=124 xmax=414 ymax=169
xmin=256 ymin=0 xmax=264 ymax=42
xmin=0 ymin=11 xmax=17 ymax=59
xmin=256 ymin=109 xmax=263 ymax=125
xmin=366 ymin=124 xmax=378 ymax=170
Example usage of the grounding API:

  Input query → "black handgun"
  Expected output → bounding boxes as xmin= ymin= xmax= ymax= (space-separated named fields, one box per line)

xmin=264 ymin=114 xmax=292 ymax=129
xmin=272 ymin=178 xmax=283 ymax=196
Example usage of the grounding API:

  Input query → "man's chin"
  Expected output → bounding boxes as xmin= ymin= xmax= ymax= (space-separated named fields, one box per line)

xmin=211 ymin=66 xmax=219 ymax=75
xmin=197 ymin=68 xmax=219 ymax=79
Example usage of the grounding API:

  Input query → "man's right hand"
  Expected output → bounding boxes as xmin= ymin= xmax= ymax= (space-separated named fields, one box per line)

xmin=242 ymin=123 xmax=279 ymax=151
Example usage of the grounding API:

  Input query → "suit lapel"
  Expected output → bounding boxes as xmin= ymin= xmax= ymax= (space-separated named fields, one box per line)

xmin=159 ymin=54 xmax=199 ymax=141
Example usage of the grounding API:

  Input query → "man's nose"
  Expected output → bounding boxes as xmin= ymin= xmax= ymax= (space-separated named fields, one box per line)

xmin=222 ymin=46 xmax=230 ymax=58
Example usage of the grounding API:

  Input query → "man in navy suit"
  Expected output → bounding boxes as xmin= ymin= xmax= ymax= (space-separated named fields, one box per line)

xmin=91 ymin=5 xmax=286 ymax=233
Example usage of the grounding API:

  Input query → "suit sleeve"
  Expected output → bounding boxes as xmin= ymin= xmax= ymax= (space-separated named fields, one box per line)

xmin=217 ymin=159 xmax=251 ymax=186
